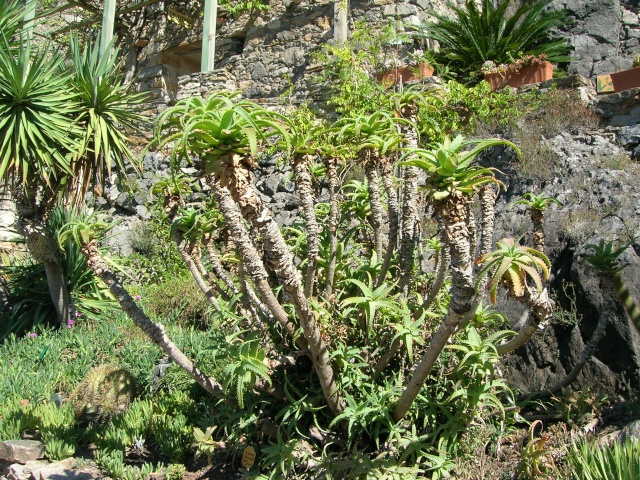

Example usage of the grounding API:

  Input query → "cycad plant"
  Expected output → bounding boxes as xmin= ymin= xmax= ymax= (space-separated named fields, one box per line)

xmin=420 ymin=0 xmax=570 ymax=80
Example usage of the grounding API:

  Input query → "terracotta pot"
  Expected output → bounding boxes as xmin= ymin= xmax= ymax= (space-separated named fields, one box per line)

xmin=375 ymin=63 xmax=434 ymax=86
xmin=596 ymin=66 xmax=640 ymax=94
xmin=483 ymin=61 xmax=554 ymax=91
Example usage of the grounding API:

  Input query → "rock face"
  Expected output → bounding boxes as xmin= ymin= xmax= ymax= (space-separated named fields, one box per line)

xmin=0 ymin=441 xmax=45 ymax=465
xmin=550 ymin=0 xmax=640 ymax=78
xmin=486 ymin=130 xmax=640 ymax=395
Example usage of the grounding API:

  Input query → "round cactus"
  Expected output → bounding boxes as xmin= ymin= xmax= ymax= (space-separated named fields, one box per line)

xmin=69 ymin=365 xmax=136 ymax=423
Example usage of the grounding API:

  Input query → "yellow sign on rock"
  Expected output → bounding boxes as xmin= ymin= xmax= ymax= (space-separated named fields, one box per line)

xmin=241 ymin=446 xmax=256 ymax=469
xmin=167 ymin=7 xmax=193 ymax=28
xmin=597 ymin=74 xmax=615 ymax=93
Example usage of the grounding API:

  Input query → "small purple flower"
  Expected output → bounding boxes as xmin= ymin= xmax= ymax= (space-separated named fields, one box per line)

xmin=67 ymin=318 xmax=74 ymax=329
xmin=75 ymin=312 xmax=82 ymax=317
xmin=135 ymin=295 xmax=142 ymax=300
xmin=29 ymin=333 xmax=36 ymax=338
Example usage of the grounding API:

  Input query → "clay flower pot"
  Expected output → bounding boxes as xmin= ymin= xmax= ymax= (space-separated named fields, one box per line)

xmin=483 ymin=61 xmax=554 ymax=91
xmin=597 ymin=66 xmax=640 ymax=94
xmin=376 ymin=63 xmax=434 ymax=86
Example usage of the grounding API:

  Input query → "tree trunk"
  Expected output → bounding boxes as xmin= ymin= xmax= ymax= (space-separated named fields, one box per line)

xmin=496 ymin=286 xmax=554 ymax=354
xmin=397 ymin=107 xmax=420 ymax=297
xmin=394 ymin=194 xmax=475 ymax=421
xmin=172 ymin=229 xmax=221 ymax=312
xmin=478 ymin=185 xmax=498 ymax=258
xmin=217 ymin=159 xmax=345 ymax=415
xmin=614 ymin=271 xmax=640 ymax=334
xmin=325 ymin=156 xmax=340 ymax=298
xmin=292 ymin=153 xmax=320 ymax=297
xmin=24 ymin=222 xmax=70 ymax=326
xmin=364 ymin=150 xmax=385 ymax=261
xmin=80 ymin=239 xmax=225 ymax=398
xmin=530 ymin=209 xmax=545 ymax=254
xmin=377 ymin=154 xmax=400 ymax=288
xmin=207 ymin=176 xmax=303 ymax=346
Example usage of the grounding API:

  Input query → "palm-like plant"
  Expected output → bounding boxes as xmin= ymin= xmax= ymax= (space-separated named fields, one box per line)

xmin=399 ymin=135 xmax=515 ymax=201
xmin=394 ymin=134 xmax=516 ymax=421
xmin=476 ymin=237 xmax=550 ymax=303
xmin=419 ymin=0 xmax=570 ymax=79
xmin=514 ymin=192 xmax=562 ymax=252
xmin=68 ymin=35 xmax=146 ymax=201
xmin=336 ymin=112 xmax=401 ymax=262
xmin=0 ymin=41 xmax=78 ymax=189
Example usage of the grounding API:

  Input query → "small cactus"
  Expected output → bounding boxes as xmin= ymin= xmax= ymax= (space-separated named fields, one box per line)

xmin=69 ymin=365 xmax=136 ymax=423
xmin=634 ymin=54 xmax=640 ymax=68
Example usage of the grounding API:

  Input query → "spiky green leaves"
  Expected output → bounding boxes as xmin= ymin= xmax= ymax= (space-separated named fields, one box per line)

xmin=0 ymin=41 xmax=79 ymax=188
xmin=399 ymin=135 xmax=517 ymax=200
xmin=583 ymin=240 xmax=629 ymax=275
xmin=514 ymin=192 xmax=562 ymax=212
xmin=69 ymin=35 xmax=146 ymax=198
xmin=58 ymin=211 xmax=113 ymax=248
xmin=153 ymin=91 xmax=289 ymax=170
xmin=335 ymin=111 xmax=402 ymax=155
xmin=171 ymin=207 xmax=224 ymax=242
xmin=419 ymin=0 xmax=570 ymax=78
xmin=476 ymin=237 xmax=550 ymax=303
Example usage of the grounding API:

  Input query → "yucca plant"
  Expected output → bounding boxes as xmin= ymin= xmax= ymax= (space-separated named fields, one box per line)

xmin=0 ymin=206 xmax=115 ymax=340
xmin=419 ymin=0 xmax=570 ymax=80
xmin=68 ymin=34 xmax=146 ymax=202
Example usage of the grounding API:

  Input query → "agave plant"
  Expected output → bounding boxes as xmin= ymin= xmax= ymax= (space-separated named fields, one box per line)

xmin=514 ymin=192 xmax=562 ymax=252
xmin=476 ymin=237 xmax=550 ymax=303
xmin=419 ymin=0 xmax=570 ymax=79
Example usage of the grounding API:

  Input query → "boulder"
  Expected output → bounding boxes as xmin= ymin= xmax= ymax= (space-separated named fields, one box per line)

xmin=0 ymin=441 xmax=45 ymax=464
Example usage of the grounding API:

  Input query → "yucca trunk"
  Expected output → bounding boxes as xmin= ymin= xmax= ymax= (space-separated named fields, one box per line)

xmin=24 ymin=222 xmax=70 ymax=326
xmin=496 ymin=286 xmax=554 ymax=354
xmin=80 ymin=239 xmax=225 ymax=398
xmin=377 ymin=154 xmax=400 ymax=287
xmin=292 ymin=153 xmax=320 ymax=297
xmin=530 ymin=209 xmax=545 ymax=253
xmin=397 ymin=116 xmax=420 ymax=297
xmin=394 ymin=194 xmax=475 ymax=421
xmin=325 ymin=156 xmax=340 ymax=298
xmin=217 ymin=159 xmax=345 ymax=415
xmin=364 ymin=149 xmax=385 ymax=260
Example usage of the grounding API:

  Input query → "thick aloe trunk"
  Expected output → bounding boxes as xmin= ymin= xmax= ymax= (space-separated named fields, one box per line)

xmin=496 ymin=286 xmax=554 ymax=354
xmin=292 ymin=153 xmax=320 ymax=297
xmin=325 ymin=156 xmax=340 ymax=298
xmin=377 ymin=154 xmax=400 ymax=288
xmin=207 ymin=176 xmax=302 ymax=346
xmin=80 ymin=239 xmax=225 ymax=398
xmin=394 ymin=194 xmax=475 ymax=421
xmin=397 ymin=114 xmax=420 ymax=297
xmin=217 ymin=157 xmax=345 ymax=415
xmin=530 ymin=209 xmax=545 ymax=253
xmin=364 ymin=150 xmax=385 ymax=261
xmin=478 ymin=185 xmax=498 ymax=258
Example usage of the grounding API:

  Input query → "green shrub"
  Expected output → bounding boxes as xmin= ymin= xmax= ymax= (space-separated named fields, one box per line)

xmin=34 ymin=402 xmax=78 ymax=461
xmin=142 ymin=274 xmax=213 ymax=327
xmin=567 ymin=439 xmax=640 ymax=480
xmin=152 ymin=413 xmax=191 ymax=463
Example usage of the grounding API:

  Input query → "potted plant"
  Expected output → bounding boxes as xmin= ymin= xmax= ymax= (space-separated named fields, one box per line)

xmin=417 ymin=0 xmax=570 ymax=84
xmin=597 ymin=55 xmax=640 ymax=94
xmin=481 ymin=54 xmax=554 ymax=91
xmin=375 ymin=49 xmax=435 ymax=86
